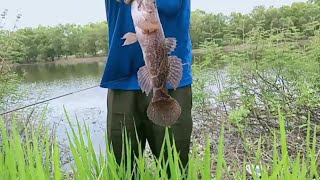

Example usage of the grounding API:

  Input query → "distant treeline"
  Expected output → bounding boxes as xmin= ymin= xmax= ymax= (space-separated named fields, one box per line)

xmin=190 ymin=1 xmax=320 ymax=47
xmin=1 ymin=1 xmax=320 ymax=63
xmin=0 ymin=22 xmax=108 ymax=63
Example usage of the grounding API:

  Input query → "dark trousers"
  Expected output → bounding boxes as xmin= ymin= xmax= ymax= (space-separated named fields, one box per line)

xmin=106 ymin=85 xmax=193 ymax=170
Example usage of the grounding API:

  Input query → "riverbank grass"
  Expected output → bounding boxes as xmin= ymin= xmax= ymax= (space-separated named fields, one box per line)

xmin=0 ymin=108 xmax=318 ymax=179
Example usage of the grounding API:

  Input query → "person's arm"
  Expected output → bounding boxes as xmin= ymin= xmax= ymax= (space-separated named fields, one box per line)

xmin=105 ymin=0 xmax=133 ymax=24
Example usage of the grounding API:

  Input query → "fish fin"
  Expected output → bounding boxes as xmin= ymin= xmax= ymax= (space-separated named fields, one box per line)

xmin=167 ymin=56 xmax=183 ymax=90
xmin=147 ymin=95 xmax=181 ymax=127
xmin=121 ymin=32 xmax=138 ymax=46
xmin=137 ymin=66 xmax=153 ymax=95
xmin=165 ymin=38 xmax=177 ymax=53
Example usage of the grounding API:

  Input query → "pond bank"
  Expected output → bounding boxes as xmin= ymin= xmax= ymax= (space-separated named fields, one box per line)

xmin=5 ymin=48 xmax=209 ymax=67
xmin=6 ymin=56 xmax=106 ymax=67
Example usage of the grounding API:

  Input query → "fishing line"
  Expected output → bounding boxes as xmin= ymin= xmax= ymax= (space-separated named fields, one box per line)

xmin=0 ymin=84 xmax=102 ymax=116
xmin=0 ymin=74 xmax=131 ymax=116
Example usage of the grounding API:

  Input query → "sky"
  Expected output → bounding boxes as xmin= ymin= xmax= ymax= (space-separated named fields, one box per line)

xmin=1 ymin=0 xmax=307 ymax=29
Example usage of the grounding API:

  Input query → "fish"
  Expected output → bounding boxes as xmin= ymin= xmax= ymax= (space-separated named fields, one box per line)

xmin=121 ymin=0 xmax=183 ymax=127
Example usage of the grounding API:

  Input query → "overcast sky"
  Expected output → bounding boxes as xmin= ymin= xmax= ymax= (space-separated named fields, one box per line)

xmin=1 ymin=0 xmax=307 ymax=29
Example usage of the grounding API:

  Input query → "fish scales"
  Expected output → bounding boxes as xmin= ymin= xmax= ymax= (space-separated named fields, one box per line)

xmin=121 ymin=0 xmax=183 ymax=126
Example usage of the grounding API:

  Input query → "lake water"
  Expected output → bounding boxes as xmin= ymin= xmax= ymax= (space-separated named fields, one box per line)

xmin=5 ymin=57 xmax=109 ymax=168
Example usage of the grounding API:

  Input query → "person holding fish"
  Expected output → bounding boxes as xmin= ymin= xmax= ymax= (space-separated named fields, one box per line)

xmin=100 ymin=0 xmax=193 ymax=172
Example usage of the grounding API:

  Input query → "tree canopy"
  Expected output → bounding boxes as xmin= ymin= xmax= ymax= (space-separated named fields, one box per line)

xmin=0 ymin=22 xmax=108 ymax=63
xmin=1 ymin=1 xmax=320 ymax=63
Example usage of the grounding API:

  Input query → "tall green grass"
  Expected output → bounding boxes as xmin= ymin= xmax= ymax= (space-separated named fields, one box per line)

xmin=0 ymin=114 xmax=61 ymax=180
xmin=0 ymin=108 xmax=318 ymax=179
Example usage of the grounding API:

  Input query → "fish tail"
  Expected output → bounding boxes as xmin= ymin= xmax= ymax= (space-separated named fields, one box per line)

xmin=147 ymin=89 xmax=181 ymax=127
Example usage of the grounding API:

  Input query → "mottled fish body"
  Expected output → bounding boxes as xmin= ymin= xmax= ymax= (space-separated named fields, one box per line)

xmin=122 ymin=0 xmax=183 ymax=126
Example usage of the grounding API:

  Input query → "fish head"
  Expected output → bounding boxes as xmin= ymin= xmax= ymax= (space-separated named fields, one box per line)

xmin=137 ymin=0 xmax=158 ymax=21
xmin=140 ymin=0 xmax=156 ymax=13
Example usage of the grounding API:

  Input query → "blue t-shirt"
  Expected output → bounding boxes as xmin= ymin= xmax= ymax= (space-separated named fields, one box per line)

xmin=100 ymin=0 xmax=192 ymax=90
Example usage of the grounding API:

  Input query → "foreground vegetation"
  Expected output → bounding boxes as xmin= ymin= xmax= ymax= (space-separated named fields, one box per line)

xmin=0 ymin=109 xmax=318 ymax=179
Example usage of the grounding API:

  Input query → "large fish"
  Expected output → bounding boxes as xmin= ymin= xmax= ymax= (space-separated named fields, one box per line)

xmin=121 ymin=0 xmax=183 ymax=126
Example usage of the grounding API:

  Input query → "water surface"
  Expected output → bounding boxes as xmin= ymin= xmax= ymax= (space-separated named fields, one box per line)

xmin=8 ymin=57 xmax=109 ymax=168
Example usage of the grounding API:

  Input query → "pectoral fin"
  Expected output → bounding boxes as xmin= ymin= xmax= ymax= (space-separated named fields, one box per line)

xmin=165 ymin=38 xmax=177 ymax=53
xmin=167 ymin=56 xmax=183 ymax=89
xmin=137 ymin=66 xmax=153 ymax=95
xmin=121 ymin=32 xmax=138 ymax=46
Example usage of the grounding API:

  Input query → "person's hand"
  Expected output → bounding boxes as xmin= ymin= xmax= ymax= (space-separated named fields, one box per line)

xmin=124 ymin=0 xmax=133 ymax=4
xmin=115 ymin=0 xmax=133 ymax=4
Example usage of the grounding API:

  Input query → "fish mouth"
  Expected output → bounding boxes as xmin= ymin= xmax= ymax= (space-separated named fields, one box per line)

xmin=137 ymin=0 xmax=156 ymax=13
xmin=138 ymin=0 xmax=143 ymax=9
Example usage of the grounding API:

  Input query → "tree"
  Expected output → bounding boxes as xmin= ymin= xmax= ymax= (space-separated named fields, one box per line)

xmin=308 ymin=0 xmax=320 ymax=5
xmin=0 ymin=9 xmax=21 ymax=108
xmin=62 ymin=24 xmax=82 ymax=58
